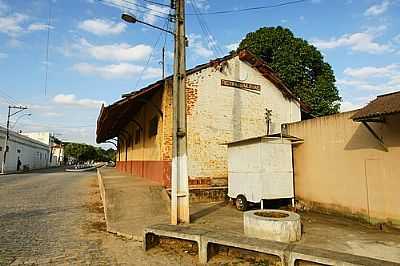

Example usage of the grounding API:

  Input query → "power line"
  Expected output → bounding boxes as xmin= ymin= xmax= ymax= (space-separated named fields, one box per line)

xmin=44 ymin=0 xmax=52 ymax=96
xmin=0 ymin=89 xmax=18 ymax=105
xmin=139 ymin=0 xmax=170 ymax=8
xmin=134 ymin=19 xmax=171 ymax=90
xmin=186 ymin=0 xmax=307 ymax=15
xmin=96 ymin=0 xmax=171 ymax=20
xmin=118 ymin=0 xmax=171 ymax=15
xmin=189 ymin=0 xmax=224 ymax=57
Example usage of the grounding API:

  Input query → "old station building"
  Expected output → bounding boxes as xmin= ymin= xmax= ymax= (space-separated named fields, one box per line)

xmin=96 ymin=50 xmax=309 ymax=194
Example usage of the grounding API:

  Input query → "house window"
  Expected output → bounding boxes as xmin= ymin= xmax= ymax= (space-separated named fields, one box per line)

xmin=148 ymin=116 xmax=158 ymax=137
xmin=134 ymin=129 xmax=141 ymax=144
xmin=17 ymin=149 xmax=21 ymax=153
xmin=0 ymin=146 xmax=2 ymax=151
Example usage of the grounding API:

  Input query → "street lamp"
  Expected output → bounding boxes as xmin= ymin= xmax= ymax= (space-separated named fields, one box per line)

xmin=11 ymin=113 xmax=32 ymax=129
xmin=121 ymin=13 xmax=175 ymax=36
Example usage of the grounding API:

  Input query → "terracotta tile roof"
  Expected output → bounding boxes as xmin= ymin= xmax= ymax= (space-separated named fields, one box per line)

xmin=96 ymin=50 xmax=309 ymax=143
xmin=351 ymin=91 xmax=400 ymax=121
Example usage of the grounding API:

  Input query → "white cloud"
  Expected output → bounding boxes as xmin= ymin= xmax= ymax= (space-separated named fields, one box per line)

xmin=340 ymin=101 xmax=364 ymax=112
xmin=28 ymin=23 xmax=53 ymax=31
xmin=187 ymin=0 xmax=210 ymax=10
xmin=364 ymin=0 xmax=390 ymax=16
xmin=0 ymin=13 xmax=29 ymax=37
xmin=0 ymin=52 xmax=7 ymax=59
xmin=144 ymin=4 xmax=169 ymax=24
xmin=343 ymin=64 xmax=398 ymax=79
xmin=53 ymin=94 xmax=105 ymax=108
xmin=338 ymin=64 xmax=400 ymax=95
xmin=394 ymin=34 xmax=400 ymax=44
xmin=73 ymin=62 xmax=161 ymax=79
xmin=225 ymin=42 xmax=239 ymax=51
xmin=312 ymin=28 xmax=393 ymax=54
xmin=0 ymin=0 xmax=8 ymax=15
xmin=78 ymin=18 xmax=126 ymax=36
xmin=78 ymin=38 xmax=152 ymax=61
xmin=43 ymin=112 xmax=62 ymax=117
xmin=189 ymin=33 xmax=214 ymax=58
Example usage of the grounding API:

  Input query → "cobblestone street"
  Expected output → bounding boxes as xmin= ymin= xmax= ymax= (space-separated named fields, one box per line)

xmin=0 ymin=169 xmax=198 ymax=265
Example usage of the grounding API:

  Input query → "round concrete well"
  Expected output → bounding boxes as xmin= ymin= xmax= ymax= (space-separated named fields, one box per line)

xmin=244 ymin=209 xmax=301 ymax=243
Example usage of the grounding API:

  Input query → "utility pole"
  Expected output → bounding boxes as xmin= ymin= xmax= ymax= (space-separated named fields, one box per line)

xmin=171 ymin=0 xmax=189 ymax=224
xmin=161 ymin=46 xmax=165 ymax=79
xmin=1 ymin=105 xmax=28 ymax=174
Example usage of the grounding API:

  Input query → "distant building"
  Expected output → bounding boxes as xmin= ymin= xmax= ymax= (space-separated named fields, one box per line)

xmin=0 ymin=127 xmax=49 ymax=173
xmin=96 ymin=50 xmax=310 ymax=192
xmin=22 ymin=132 xmax=64 ymax=167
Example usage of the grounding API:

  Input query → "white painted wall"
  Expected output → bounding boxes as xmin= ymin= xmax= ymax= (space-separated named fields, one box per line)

xmin=185 ymin=55 xmax=301 ymax=183
xmin=0 ymin=127 xmax=49 ymax=173
xmin=23 ymin=132 xmax=64 ymax=167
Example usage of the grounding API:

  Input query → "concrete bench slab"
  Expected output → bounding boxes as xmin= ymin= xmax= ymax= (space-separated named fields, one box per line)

xmin=143 ymin=224 xmax=400 ymax=266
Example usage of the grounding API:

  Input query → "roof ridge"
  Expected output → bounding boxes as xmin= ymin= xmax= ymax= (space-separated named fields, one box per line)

xmin=377 ymin=90 xmax=400 ymax=98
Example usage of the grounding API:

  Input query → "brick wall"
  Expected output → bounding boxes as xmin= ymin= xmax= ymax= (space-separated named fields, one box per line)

xmin=185 ymin=56 xmax=301 ymax=186
xmin=115 ymin=55 xmax=302 ymax=190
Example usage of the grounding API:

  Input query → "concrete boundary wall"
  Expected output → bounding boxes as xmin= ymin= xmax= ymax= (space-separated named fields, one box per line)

xmin=286 ymin=111 xmax=400 ymax=227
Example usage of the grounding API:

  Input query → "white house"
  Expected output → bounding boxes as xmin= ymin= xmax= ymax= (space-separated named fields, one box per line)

xmin=22 ymin=132 xmax=64 ymax=167
xmin=0 ymin=127 xmax=50 ymax=173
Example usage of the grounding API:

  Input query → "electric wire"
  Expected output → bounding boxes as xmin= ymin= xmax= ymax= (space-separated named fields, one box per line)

xmin=186 ymin=0 xmax=307 ymax=15
xmin=0 ymin=89 xmax=18 ymax=105
xmin=97 ymin=0 xmax=171 ymax=19
xmin=118 ymin=0 xmax=171 ymax=15
xmin=139 ymin=0 xmax=170 ymax=8
xmin=44 ymin=0 xmax=52 ymax=96
xmin=189 ymin=0 xmax=224 ymax=57
xmin=134 ymin=19 xmax=171 ymax=91
xmin=161 ymin=19 xmax=170 ymax=75
xmin=96 ymin=0 xmax=169 ymax=20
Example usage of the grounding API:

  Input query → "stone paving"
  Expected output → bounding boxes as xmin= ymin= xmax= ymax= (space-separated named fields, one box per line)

xmin=0 ymin=169 xmax=198 ymax=265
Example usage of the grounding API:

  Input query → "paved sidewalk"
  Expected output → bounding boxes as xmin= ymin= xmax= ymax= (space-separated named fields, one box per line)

xmin=97 ymin=167 xmax=169 ymax=240
xmin=188 ymin=202 xmax=400 ymax=264
xmin=97 ymin=168 xmax=400 ymax=264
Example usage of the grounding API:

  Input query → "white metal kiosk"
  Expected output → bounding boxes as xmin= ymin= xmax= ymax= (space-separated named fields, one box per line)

xmin=225 ymin=134 xmax=302 ymax=211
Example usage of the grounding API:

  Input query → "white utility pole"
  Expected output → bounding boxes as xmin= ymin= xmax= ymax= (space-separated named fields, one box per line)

xmin=171 ymin=0 xmax=190 ymax=224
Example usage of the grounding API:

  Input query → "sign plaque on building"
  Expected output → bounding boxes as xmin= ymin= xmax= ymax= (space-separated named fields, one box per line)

xmin=221 ymin=79 xmax=261 ymax=93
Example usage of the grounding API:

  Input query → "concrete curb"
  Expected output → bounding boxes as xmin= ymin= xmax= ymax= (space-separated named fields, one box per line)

xmin=96 ymin=168 xmax=148 ymax=242
xmin=96 ymin=168 xmax=109 ymax=231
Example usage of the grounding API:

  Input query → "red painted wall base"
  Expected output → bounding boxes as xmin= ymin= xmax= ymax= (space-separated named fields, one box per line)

xmin=116 ymin=160 xmax=171 ymax=187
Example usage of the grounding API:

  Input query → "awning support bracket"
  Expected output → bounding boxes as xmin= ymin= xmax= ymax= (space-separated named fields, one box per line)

xmin=136 ymin=99 xmax=163 ymax=118
xmin=129 ymin=119 xmax=143 ymax=131
xmin=361 ymin=121 xmax=388 ymax=152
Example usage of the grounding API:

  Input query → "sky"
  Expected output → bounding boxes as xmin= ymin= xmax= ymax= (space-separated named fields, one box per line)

xmin=0 ymin=0 xmax=399 ymax=146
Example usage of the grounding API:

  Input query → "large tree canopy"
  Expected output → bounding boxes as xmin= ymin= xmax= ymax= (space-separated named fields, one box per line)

xmin=238 ymin=26 xmax=341 ymax=116
xmin=64 ymin=142 xmax=115 ymax=163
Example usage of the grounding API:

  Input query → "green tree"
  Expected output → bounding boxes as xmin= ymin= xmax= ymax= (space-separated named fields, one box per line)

xmin=238 ymin=26 xmax=341 ymax=116
xmin=64 ymin=142 xmax=115 ymax=163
